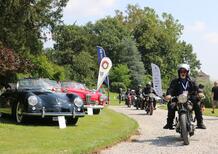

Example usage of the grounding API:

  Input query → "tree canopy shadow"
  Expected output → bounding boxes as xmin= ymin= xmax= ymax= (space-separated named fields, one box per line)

xmin=0 ymin=114 xmax=78 ymax=127
xmin=131 ymin=135 xmax=185 ymax=147
xmin=128 ymin=113 xmax=153 ymax=116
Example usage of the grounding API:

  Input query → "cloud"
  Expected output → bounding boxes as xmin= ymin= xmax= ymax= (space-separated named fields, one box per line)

xmin=185 ymin=21 xmax=206 ymax=33
xmin=204 ymin=32 xmax=218 ymax=44
xmin=184 ymin=21 xmax=218 ymax=45
xmin=64 ymin=0 xmax=117 ymax=18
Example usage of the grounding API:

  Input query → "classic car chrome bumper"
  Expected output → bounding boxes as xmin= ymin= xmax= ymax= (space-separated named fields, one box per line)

xmin=84 ymin=104 xmax=104 ymax=109
xmin=23 ymin=107 xmax=85 ymax=118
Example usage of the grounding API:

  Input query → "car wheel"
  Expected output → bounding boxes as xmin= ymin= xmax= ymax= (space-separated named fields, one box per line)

xmin=93 ymin=109 xmax=100 ymax=114
xmin=13 ymin=102 xmax=25 ymax=124
xmin=66 ymin=117 xmax=79 ymax=125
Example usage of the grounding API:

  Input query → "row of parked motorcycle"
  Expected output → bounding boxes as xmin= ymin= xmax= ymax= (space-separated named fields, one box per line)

xmin=120 ymin=88 xmax=161 ymax=115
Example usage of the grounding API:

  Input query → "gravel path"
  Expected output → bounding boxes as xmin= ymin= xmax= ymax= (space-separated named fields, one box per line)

xmin=101 ymin=105 xmax=218 ymax=154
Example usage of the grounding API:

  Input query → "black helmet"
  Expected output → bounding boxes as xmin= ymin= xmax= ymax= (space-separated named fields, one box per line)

xmin=146 ymin=81 xmax=151 ymax=87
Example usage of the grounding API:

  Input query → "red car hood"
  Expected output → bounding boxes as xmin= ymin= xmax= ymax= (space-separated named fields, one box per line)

xmin=62 ymin=87 xmax=99 ymax=102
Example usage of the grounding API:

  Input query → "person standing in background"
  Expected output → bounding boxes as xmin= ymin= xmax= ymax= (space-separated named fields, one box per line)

xmin=211 ymin=81 xmax=218 ymax=113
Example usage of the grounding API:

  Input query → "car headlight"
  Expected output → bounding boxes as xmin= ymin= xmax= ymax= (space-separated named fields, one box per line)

xmin=178 ymin=94 xmax=188 ymax=103
xmin=100 ymin=95 xmax=104 ymax=102
xmin=74 ymin=97 xmax=83 ymax=107
xmin=28 ymin=96 xmax=38 ymax=106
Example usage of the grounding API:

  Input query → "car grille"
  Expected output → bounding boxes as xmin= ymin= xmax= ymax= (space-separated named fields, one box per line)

xmin=86 ymin=94 xmax=91 ymax=104
xmin=86 ymin=94 xmax=95 ymax=104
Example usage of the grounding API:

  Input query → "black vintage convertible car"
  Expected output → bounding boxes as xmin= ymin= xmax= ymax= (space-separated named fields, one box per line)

xmin=0 ymin=78 xmax=85 ymax=125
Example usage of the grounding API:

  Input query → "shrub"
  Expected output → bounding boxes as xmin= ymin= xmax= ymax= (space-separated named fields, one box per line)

xmin=197 ymin=79 xmax=212 ymax=107
xmin=110 ymin=82 xmax=127 ymax=92
xmin=203 ymin=83 xmax=213 ymax=107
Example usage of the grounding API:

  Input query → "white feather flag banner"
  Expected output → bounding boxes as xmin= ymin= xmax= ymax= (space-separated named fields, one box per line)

xmin=151 ymin=63 xmax=163 ymax=97
xmin=97 ymin=57 xmax=112 ymax=91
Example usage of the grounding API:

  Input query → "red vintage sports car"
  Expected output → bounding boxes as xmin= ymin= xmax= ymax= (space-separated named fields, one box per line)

xmin=61 ymin=81 xmax=107 ymax=114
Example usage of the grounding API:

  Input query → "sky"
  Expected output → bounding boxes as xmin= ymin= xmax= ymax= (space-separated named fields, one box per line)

xmin=45 ymin=0 xmax=218 ymax=80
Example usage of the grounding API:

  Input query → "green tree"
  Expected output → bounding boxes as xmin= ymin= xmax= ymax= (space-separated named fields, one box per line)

xmin=0 ymin=0 xmax=68 ymax=54
xmin=69 ymin=51 xmax=97 ymax=87
xmin=52 ymin=17 xmax=133 ymax=86
xmin=30 ymin=54 xmax=67 ymax=80
xmin=53 ymin=24 xmax=95 ymax=55
xmin=177 ymin=41 xmax=201 ymax=77
xmin=51 ymin=4 xmax=201 ymax=90
xmin=118 ymin=38 xmax=145 ymax=87
xmin=117 ymin=5 xmax=200 ymax=88
xmin=89 ymin=17 xmax=131 ymax=65
xmin=110 ymin=64 xmax=131 ymax=87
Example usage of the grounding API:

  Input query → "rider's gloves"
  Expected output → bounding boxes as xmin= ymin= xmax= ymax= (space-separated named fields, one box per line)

xmin=169 ymin=102 xmax=176 ymax=109
xmin=198 ymin=93 xmax=205 ymax=99
xmin=165 ymin=95 xmax=172 ymax=102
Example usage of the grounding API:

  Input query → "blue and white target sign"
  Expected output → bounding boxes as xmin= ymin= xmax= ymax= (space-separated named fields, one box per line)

xmin=97 ymin=57 xmax=112 ymax=90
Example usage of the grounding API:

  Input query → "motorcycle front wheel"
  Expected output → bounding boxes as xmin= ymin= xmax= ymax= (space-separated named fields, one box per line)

xmin=180 ymin=113 xmax=189 ymax=145
xmin=149 ymin=102 xmax=154 ymax=115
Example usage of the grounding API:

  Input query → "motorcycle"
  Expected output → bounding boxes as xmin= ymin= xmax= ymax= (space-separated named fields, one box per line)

xmin=135 ymin=93 xmax=145 ymax=110
xmin=130 ymin=90 xmax=137 ymax=107
xmin=144 ymin=93 xmax=156 ymax=115
xmin=125 ymin=93 xmax=132 ymax=107
xmin=174 ymin=91 xmax=195 ymax=145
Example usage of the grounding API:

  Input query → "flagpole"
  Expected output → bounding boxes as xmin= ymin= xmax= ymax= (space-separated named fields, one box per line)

xmin=107 ymin=77 xmax=110 ymax=104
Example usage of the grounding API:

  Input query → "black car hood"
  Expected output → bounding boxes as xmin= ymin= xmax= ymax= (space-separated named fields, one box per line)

xmin=17 ymin=89 xmax=79 ymax=105
xmin=36 ymin=92 xmax=70 ymax=105
xmin=19 ymin=89 xmax=77 ymax=106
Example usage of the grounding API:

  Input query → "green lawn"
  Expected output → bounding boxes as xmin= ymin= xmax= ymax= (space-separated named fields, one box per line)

xmin=158 ymin=104 xmax=167 ymax=110
xmin=0 ymin=107 xmax=138 ymax=154
xmin=158 ymin=103 xmax=218 ymax=117
xmin=203 ymin=108 xmax=218 ymax=117
xmin=108 ymin=92 xmax=125 ymax=106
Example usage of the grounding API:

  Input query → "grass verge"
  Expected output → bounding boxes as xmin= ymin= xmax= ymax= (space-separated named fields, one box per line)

xmin=0 ymin=107 xmax=138 ymax=154
xmin=158 ymin=103 xmax=218 ymax=117
xmin=109 ymin=92 xmax=125 ymax=106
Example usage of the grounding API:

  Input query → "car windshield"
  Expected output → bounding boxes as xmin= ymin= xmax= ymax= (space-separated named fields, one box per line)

xmin=18 ymin=79 xmax=51 ymax=90
xmin=44 ymin=79 xmax=61 ymax=88
xmin=61 ymin=82 xmax=88 ymax=90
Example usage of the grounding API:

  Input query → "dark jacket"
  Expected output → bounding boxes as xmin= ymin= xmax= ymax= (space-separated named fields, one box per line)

xmin=143 ymin=86 xmax=156 ymax=96
xmin=135 ymin=88 xmax=143 ymax=96
xmin=166 ymin=78 xmax=198 ymax=97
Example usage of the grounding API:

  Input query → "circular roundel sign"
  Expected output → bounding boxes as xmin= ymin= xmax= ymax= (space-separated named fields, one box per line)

xmin=101 ymin=60 xmax=109 ymax=69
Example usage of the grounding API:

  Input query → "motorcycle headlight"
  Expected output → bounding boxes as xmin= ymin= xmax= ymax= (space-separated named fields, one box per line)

xmin=178 ymin=94 xmax=188 ymax=103
xmin=74 ymin=97 xmax=83 ymax=107
xmin=149 ymin=93 xmax=155 ymax=98
xmin=28 ymin=96 xmax=38 ymax=106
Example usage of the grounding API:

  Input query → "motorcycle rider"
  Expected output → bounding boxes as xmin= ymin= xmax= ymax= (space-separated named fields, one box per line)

xmin=163 ymin=63 xmax=206 ymax=129
xmin=135 ymin=84 xmax=144 ymax=109
xmin=143 ymin=82 xmax=157 ymax=109
xmin=125 ymin=88 xmax=131 ymax=106
xmin=118 ymin=87 xmax=123 ymax=104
